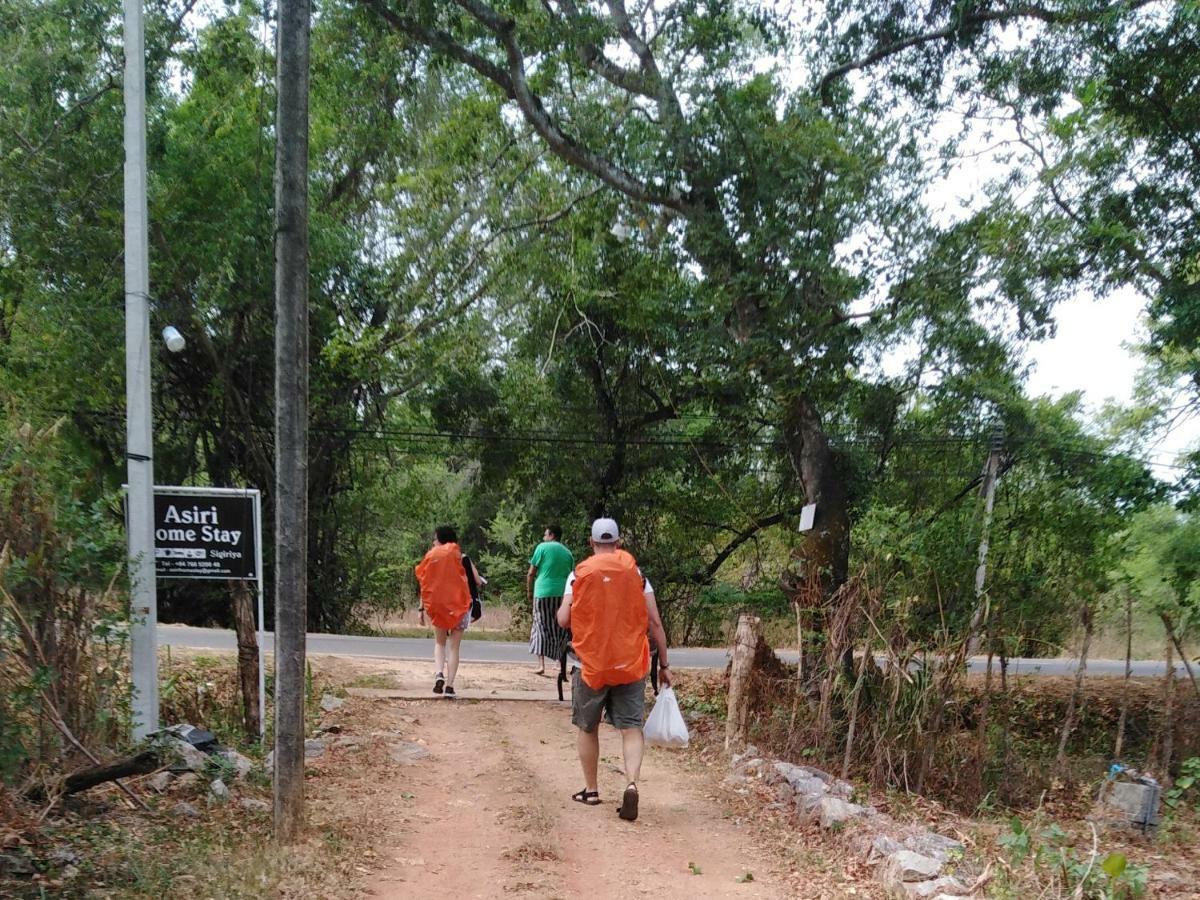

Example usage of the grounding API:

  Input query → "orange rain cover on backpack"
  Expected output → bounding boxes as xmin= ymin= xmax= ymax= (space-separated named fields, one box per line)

xmin=414 ymin=543 xmax=472 ymax=630
xmin=570 ymin=551 xmax=649 ymax=690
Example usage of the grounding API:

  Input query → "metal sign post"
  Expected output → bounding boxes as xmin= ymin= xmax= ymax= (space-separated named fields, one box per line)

xmin=150 ymin=486 xmax=266 ymax=738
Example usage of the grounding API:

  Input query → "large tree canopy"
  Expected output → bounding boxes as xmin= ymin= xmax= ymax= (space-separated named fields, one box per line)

xmin=0 ymin=0 xmax=1182 ymax=651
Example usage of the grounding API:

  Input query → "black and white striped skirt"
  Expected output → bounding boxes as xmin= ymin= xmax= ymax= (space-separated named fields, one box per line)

xmin=529 ymin=595 xmax=569 ymax=660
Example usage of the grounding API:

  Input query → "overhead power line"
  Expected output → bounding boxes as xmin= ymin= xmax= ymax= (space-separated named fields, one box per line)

xmin=44 ymin=406 xmax=1194 ymax=470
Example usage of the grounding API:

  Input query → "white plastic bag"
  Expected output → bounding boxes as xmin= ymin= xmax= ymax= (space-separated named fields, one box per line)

xmin=643 ymin=687 xmax=689 ymax=748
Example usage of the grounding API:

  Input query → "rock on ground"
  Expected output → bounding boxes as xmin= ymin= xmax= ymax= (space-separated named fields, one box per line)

xmin=0 ymin=853 xmax=34 ymax=877
xmin=146 ymin=771 xmax=174 ymax=793
xmin=216 ymin=748 xmax=254 ymax=780
xmin=902 ymin=832 xmax=964 ymax=863
xmin=807 ymin=797 xmax=865 ymax=828
xmin=167 ymin=738 xmax=210 ymax=773
xmin=881 ymin=850 xmax=943 ymax=886
xmin=387 ymin=741 xmax=430 ymax=765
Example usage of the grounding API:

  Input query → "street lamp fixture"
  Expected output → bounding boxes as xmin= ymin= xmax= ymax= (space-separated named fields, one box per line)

xmin=162 ymin=324 xmax=185 ymax=353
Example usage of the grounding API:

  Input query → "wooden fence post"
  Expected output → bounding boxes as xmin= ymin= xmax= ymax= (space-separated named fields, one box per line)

xmin=726 ymin=613 xmax=761 ymax=753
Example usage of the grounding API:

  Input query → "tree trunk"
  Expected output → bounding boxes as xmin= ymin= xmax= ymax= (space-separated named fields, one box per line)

xmin=1159 ymin=638 xmax=1175 ymax=781
xmin=273 ymin=0 xmax=311 ymax=844
xmin=63 ymin=750 xmax=161 ymax=795
xmin=1114 ymin=592 xmax=1133 ymax=759
xmin=789 ymin=599 xmax=804 ymax=733
xmin=841 ymin=647 xmax=868 ymax=781
xmin=1055 ymin=603 xmax=1093 ymax=773
xmin=781 ymin=395 xmax=851 ymax=680
xmin=231 ymin=581 xmax=261 ymax=742
xmin=999 ymin=652 xmax=1012 ymax=796
xmin=725 ymin=614 xmax=760 ymax=753
xmin=976 ymin=645 xmax=994 ymax=799
xmin=782 ymin=396 xmax=849 ymax=595
xmin=1160 ymin=613 xmax=1200 ymax=701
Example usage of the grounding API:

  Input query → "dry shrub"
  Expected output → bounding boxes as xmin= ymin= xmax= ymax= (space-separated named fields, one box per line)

xmin=159 ymin=651 xmax=261 ymax=744
xmin=0 ymin=417 xmax=128 ymax=789
xmin=732 ymin=572 xmax=1200 ymax=813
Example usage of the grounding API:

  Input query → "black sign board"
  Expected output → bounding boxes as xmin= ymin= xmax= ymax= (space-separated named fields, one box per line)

xmin=153 ymin=492 xmax=257 ymax=580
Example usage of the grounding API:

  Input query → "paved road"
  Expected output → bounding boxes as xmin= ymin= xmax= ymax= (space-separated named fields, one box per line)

xmin=158 ymin=625 xmax=1183 ymax=677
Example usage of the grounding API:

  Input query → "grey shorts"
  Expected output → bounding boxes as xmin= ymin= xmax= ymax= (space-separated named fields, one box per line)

xmin=571 ymin=671 xmax=646 ymax=732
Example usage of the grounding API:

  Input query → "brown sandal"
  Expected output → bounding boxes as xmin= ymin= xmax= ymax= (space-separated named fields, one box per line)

xmin=617 ymin=783 xmax=638 ymax=821
xmin=571 ymin=789 xmax=601 ymax=806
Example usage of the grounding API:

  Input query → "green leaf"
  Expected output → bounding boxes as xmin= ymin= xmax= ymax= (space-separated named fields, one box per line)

xmin=1101 ymin=852 xmax=1127 ymax=879
xmin=734 ymin=872 xmax=754 ymax=883
xmin=688 ymin=862 xmax=702 ymax=875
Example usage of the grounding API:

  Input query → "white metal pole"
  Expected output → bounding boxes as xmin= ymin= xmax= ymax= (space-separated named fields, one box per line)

xmin=123 ymin=0 xmax=159 ymax=740
xmin=254 ymin=491 xmax=266 ymax=740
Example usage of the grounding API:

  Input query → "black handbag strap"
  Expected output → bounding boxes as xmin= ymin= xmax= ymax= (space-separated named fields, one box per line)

xmin=461 ymin=554 xmax=480 ymax=599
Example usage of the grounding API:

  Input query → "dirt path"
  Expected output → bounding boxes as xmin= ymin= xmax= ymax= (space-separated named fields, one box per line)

xmin=363 ymin=699 xmax=786 ymax=899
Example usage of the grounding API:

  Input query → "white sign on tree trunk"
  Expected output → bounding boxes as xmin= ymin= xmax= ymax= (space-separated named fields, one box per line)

xmin=798 ymin=503 xmax=817 ymax=532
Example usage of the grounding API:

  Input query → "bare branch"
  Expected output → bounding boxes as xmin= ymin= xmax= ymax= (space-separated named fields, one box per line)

xmin=818 ymin=1 xmax=1160 ymax=100
xmin=551 ymin=0 xmax=656 ymax=96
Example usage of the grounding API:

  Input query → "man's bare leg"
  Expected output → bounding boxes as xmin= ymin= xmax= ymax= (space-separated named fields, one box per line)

xmin=620 ymin=727 xmax=645 ymax=786
xmin=577 ymin=727 xmax=600 ymax=792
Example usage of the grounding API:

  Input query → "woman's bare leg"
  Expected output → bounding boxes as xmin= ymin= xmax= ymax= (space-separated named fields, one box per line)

xmin=434 ymin=628 xmax=448 ymax=675
xmin=446 ymin=628 xmax=465 ymax=685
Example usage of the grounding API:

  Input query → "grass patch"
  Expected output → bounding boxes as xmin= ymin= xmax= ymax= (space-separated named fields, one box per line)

xmin=377 ymin=626 xmax=519 ymax=642
xmin=346 ymin=672 xmax=402 ymax=689
xmin=1 ymin=788 xmax=362 ymax=899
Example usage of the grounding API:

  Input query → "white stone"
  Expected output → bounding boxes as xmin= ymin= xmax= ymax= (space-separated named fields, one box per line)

xmin=387 ymin=741 xmax=430 ymax=765
xmin=167 ymin=738 xmax=210 ymax=772
xmin=304 ymin=738 xmax=326 ymax=759
xmin=216 ymin=749 xmax=254 ymax=780
xmin=903 ymin=832 xmax=965 ymax=863
xmin=896 ymin=876 xmax=969 ymax=899
xmin=810 ymin=796 xmax=865 ymax=828
xmin=209 ymin=778 xmax=230 ymax=801
xmin=881 ymin=850 xmax=942 ymax=885
xmin=867 ymin=834 xmax=903 ymax=864
xmin=238 ymin=798 xmax=270 ymax=813
xmin=172 ymin=801 xmax=200 ymax=818
xmin=146 ymin=771 xmax=174 ymax=793
xmin=319 ymin=694 xmax=345 ymax=712
xmin=47 ymin=847 xmax=80 ymax=866
xmin=170 ymin=772 xmax=199 ymax=792
xmin=741 ymin=758 xmax=767 ymax=777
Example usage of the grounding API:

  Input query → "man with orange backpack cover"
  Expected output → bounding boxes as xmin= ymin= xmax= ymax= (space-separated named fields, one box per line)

xmin=556 ymin=517 xmax=672 ymax=822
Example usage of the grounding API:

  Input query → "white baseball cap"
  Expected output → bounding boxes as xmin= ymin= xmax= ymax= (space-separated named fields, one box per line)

xmin=590 ymin=517 xmax=620 ymax=543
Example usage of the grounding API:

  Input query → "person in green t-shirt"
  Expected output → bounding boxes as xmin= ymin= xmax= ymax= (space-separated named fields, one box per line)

xmin=526 ymin=524 xmax=575 ymax=674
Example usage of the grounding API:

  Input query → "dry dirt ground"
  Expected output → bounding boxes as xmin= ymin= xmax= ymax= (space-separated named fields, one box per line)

xmin=304 ymin=655 xmax=880 ymax=899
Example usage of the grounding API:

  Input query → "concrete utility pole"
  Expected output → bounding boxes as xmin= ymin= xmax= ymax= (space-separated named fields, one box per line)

xmin=966 ymin=430 xmax=1004 ymax=658
xmin=272 ymin=0 xmax=311 ymax=843
xmin=123 ymin=0 xmax=158 ymax=741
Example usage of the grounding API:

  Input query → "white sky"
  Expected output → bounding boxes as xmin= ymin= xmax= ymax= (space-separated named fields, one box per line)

xmin=1024 ymin=288 xmax=1200 ymax=472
